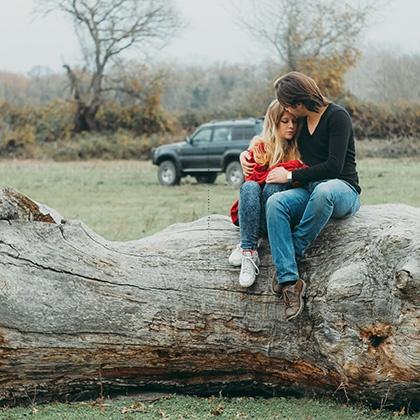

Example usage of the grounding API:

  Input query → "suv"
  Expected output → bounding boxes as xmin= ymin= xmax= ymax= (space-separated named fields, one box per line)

xmin=152 ymin=118 xmax=263 ymax=188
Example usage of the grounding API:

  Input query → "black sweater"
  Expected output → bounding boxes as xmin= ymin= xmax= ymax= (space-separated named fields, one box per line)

xmin=291 ymin=102 xmax=361 ymax=194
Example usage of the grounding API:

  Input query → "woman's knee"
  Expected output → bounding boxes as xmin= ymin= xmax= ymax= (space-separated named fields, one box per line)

xmin=240 ymin=181 xmax=261 ymax=195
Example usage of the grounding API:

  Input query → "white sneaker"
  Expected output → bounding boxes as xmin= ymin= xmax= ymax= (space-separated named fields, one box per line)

xmin=239 ymin=250 xmax=260 ymax=287
xmin=228 ymin=244 xmax=242 ymax=266
xmin=229 ymin=239 xmax=263 ymax=267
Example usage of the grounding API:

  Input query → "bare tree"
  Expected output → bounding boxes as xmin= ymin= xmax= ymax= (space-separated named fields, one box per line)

xmin=235 ymin=0 xmax=379 ymax=96
xmin=346 ymin=47 xmax=420 ymax=104
xmin=36 ymin=0 xmax=182 ymax=132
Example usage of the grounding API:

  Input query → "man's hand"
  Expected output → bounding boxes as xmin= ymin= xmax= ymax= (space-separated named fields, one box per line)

xmin=240 ymin=150 xmax=254 ymax=177
xmin=266 ymin=167 xmax=289 ymax=184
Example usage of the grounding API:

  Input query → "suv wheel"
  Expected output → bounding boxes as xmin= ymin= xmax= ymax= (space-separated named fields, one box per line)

xmin=226 ymin=161 xmax=244 ymax=189
xmin=158 ymin=160 xmax=180 ymax=186
xmin=195 ymin=173 xmax=218 ymax=184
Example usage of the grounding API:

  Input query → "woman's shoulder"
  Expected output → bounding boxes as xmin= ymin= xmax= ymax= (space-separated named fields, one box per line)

xmin=250 ymin=137 xmax=266 ymax=152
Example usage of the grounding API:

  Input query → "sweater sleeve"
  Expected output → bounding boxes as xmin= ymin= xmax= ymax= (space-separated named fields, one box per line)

xmin=291 ymin=110 xmax=351 ymax=183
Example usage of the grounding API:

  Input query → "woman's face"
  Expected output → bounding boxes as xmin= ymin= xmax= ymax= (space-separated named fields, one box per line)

xmin=278 ymin=111 xmax=297 ymax=140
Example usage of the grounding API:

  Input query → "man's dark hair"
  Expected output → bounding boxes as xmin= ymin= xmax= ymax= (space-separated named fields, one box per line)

xmin=274 ymin=71 xmax=329 ymax=113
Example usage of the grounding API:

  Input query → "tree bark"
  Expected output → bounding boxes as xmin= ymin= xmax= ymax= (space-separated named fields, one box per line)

xmin=0 ymin=188 xmax=418 ymax=408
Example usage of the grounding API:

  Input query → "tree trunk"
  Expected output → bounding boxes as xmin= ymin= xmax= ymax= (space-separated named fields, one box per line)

xmin=0 ymin=188 xmax=418 ymax=408
xmin=63 ymin=64 xmax=99 ymax=133
xmin=73 ymin=102 xmax=99 ymax=132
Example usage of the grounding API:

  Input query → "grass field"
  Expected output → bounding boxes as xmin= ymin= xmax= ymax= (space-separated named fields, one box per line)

xmin=0 ymin=158 xmax=419 ymax=241
xmin=0 ymin=158 xmax=419 ymax=419
xmin=1 ymin=394 xmax=415 ymax=419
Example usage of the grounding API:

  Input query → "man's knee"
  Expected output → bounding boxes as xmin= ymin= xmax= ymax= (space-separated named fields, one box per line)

xmin=262 ymin=184 xmax=286 ymax=201
xmin=311 ymin=181 xmax=337 ymax=205
xmin=266 ymin=191 xmax=279 ymax=208
xmin=266 ymin=191 xmax=289 ymax=217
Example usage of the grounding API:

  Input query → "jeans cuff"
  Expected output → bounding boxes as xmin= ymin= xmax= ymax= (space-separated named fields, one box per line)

xmin=277 ymin=275 xmax=299 ymax=284
xmin=240 ymin=241 xmax=258 ymax=250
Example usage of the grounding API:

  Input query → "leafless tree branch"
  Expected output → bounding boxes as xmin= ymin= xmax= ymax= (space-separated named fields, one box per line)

xmin=34 ymin=0 xmax=183 ymax=132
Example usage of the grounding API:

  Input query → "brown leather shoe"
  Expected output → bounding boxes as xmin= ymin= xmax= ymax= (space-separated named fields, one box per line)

xmin=282 ymin=279 xmax=306 ymax=320
xmin=271 ymin=271 xmax=283 ymax=295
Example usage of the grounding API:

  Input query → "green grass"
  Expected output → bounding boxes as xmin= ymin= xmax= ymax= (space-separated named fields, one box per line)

xmin=0 ymin=158 xmax=419 ymax=418
xmin=0 ymin=159 xmax=237 ymax=240
xmin=357 ymin=158 xmax=420 ymax=206
xmin=0 ymin=158 xmax=418 ymax=241
xmin=1 ymin=394 xmax=417 ymax=419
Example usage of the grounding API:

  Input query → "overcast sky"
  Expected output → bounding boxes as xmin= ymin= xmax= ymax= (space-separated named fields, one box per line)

xmin=0 ymin=0 xmax=419 ymax=74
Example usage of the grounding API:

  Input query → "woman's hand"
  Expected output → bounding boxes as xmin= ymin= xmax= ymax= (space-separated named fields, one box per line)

xmin=266 ymin=167 xmax=289 ymax=184
xmin=240 ymin=150 xmax=254 ymax=177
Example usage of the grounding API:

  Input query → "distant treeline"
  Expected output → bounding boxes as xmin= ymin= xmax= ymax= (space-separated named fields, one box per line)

xmin=0 ymin=54 xmax=419 ymax=160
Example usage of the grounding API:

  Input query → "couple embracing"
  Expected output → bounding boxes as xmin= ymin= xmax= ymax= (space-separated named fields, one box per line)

xmin=229 ymin=71 xmax=361 ymax=320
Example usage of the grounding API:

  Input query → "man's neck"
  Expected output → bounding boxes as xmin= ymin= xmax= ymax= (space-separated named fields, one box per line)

xmin=306 ymin=104 xmax=329 ymax=122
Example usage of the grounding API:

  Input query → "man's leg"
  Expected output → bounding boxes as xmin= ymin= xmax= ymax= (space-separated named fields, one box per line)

xmin=293 ymin=179 xmax=361 ymax=258
xmin=259 ymin=183 xmax=289 ymax=237
xmin=266 ymin=188 xmax=310 ymax=320
xmin=266 ymin=188 xmax=310 ymax=283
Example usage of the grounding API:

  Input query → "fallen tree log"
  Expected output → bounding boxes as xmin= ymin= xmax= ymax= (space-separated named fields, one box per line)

xmin=0 ymin=187 xmax=419 ymax=409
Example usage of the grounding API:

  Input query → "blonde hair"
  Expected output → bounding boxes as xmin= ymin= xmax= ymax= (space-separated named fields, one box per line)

xmin=252 ymin=99 xmax=301 ymax=167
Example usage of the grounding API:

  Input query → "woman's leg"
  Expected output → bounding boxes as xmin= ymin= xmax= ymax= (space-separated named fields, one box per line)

xmin=238 ymin=181 xmax=262 ymax=287
xmin=259 ymin=183 xmax=290 ymax=237
xmin=239 ymin=181 xmax=262 ymax=250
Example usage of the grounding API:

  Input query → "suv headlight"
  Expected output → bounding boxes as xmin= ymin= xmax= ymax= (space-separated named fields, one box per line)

xmin=151 ymin=147 xmax=160 ymax=162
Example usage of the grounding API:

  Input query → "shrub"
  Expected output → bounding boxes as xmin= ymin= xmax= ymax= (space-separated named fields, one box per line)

xmin=0 ymin=97 xmax=419 ymax=160
xmin=44 ymin=130 xmax=178 ymax=161
xmin=0 ymin=123 xmax=38 ymax=158
xmin=341 ymin=98 xmax=420 ymax=139
xmin=96 ymin=101 xmax=177 ymax=135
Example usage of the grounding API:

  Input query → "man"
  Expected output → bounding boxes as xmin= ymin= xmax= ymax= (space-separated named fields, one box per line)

xmin=241 ymin=71 xmax=361 ymax=320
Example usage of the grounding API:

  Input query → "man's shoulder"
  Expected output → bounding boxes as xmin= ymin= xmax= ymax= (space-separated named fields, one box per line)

xmin=327 ymin=102 xmax=351 ymax=118
xmin=326 ymin=102 xmax=352 ymax=125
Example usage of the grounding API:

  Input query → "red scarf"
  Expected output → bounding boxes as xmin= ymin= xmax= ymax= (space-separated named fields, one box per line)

xmin=230 ymin=150 xmax=307 ymax=226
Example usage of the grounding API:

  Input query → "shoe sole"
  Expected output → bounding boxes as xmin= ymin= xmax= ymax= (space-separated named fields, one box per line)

xmin=271 ymin=271 xmax=282 ymax=295
xmin=239 ymin=274 xmax=259 ymax=287
xmin=286 ymin=281 xmax=306 ymax=321
xmin=229 ymin=260 xmax=242 ymax=267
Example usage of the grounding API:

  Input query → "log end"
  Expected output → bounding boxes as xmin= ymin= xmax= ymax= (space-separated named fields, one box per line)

xmin=0 ymin=187 xmax=64 ymax=224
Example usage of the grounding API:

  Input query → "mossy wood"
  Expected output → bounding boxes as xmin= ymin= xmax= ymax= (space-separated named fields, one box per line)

xmin=0 ymin=188 xmax=418 ymax=408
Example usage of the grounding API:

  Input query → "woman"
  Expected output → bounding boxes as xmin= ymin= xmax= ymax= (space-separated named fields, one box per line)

xmin=229 ymin=99 xmax=306 ymax=287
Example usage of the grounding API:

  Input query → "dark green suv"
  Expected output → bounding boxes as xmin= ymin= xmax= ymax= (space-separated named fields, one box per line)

xmin=152 ymin=118 xmax=263 ymax=188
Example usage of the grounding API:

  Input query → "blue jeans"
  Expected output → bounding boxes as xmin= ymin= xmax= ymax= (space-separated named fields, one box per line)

xmin=266 ymin=179 xmax=361 ymax=284
xmin=239 ymin=181 xmax=288 ymax=250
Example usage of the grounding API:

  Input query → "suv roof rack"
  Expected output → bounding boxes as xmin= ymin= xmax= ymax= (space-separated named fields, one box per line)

xmin=207 ymin=117 xmax=262 ymax=124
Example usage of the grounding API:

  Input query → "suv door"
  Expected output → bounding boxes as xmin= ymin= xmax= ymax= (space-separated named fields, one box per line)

xmin=179 ymin=127 xmax=213 ymax=170
xmin=207 ymin=126 xmax=231 ymax=170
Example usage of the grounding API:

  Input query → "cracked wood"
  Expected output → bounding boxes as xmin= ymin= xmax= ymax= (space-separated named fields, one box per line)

xmin=0 ymin=187 xmax=419 ymax=408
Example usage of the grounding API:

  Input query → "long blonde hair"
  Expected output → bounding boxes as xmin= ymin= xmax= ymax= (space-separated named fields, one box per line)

xmin=252 ymin=99 xmax=301 ymax=167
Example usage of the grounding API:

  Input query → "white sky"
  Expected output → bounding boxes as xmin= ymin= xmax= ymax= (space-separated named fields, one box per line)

xmin=0 ymin=0 xmax=419 ymax=74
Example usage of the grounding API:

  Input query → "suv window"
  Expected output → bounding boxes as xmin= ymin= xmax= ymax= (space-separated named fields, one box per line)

xmin=232 ymin=126 xmax=257 ymax=141
xmin=192 ymin=128 xmax=212 ymax=143
xmin=244 ymin=126 xmax=258 ymax=140
xmin=213 ymin=127 xmax=231 ymax=143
